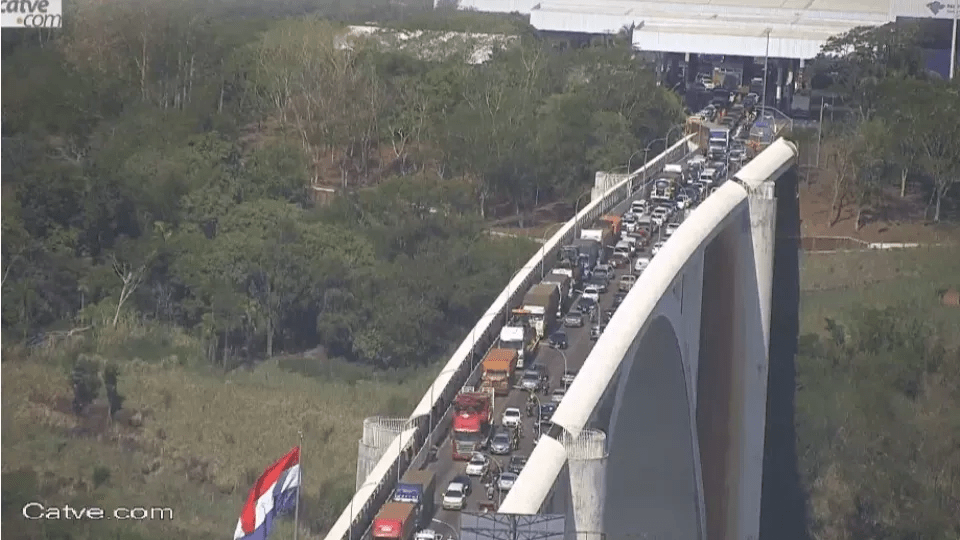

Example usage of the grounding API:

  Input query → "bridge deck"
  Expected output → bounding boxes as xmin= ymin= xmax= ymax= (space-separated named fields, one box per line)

xmin=364 ymin=148 xmax=705 ymax=539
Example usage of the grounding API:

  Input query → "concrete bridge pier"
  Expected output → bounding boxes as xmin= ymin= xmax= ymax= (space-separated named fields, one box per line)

xmin=698 ymin=180 xmax=778 ymax=540
xmin=563 ymin=429 xmax=608 ymax=538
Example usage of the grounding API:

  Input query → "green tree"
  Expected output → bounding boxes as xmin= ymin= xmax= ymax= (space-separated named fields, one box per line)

xmin=71 ymin=357 xmax=102 ymax=415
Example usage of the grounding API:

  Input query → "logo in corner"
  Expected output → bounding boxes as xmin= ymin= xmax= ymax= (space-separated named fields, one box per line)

xmin=927 ymin=1 xmax=945 ymax=15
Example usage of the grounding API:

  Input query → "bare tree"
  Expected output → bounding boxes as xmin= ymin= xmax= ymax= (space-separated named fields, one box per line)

xmin=824 ymin=136 xmax=857 ymax=227
xmin=111 ymin=256 xmax=149 ymax=327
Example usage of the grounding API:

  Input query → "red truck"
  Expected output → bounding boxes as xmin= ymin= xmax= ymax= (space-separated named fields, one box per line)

xmin=451 ymin=387 xmax=494 ymax=460
xmin=372 ymin=501 xmax=417 ymax=540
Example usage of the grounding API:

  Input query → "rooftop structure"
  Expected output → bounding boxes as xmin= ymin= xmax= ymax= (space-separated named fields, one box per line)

xmin=336 ymin=25 xmax=519 ymax=64
xmin=444 ymin=0 xmax=954 ymax=59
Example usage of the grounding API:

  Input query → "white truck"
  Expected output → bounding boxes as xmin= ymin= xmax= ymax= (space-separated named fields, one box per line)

xmin=499 ymin=322 xmax=534 ymax=369
xmin=520 ymin=283 xmax=560 ymax=340
xmin=663 ymin=163 xmax=684 ymax=176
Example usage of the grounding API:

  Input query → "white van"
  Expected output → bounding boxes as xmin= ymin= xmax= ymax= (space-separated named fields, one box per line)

xmin=663 ymin=163 xmax=683 ymax=176
xmin=699 ymin=168 xmax=718 ymax=185
xmin=630 ymin=199 xmax=648 ymax=215
xmin=614 ymin=241 xmax=633 ymax=258
xmin=582 ymin=285 xmax=600 ymax=302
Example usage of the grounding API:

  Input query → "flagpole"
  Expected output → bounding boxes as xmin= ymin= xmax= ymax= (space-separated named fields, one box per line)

xmin=294 ymin=430 xmax=303 ymax=540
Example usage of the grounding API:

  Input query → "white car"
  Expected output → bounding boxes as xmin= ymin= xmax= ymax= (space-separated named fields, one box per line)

xmin=630 ymin=200 xmax=647 ymax=214
xmin=651 ymin=241 xmax=666 ymax=255
xmin=665 ymin=223 xmax=680 ymax=237
xmin=582 ymin=285 xmax=600 ymax=303
xmin=502 ymin=407 xmax=522 ymax=429
xmin=497 ymin=472 xmax=519 ymax=492
xmin=651 ymin=209 xmax=669 ymax=227
xmin=465 ymin=453 xmax=489 ymax=476
xmin=442 ymin=481 xmax=468 ymax=510
xmin=634 ymin=257 xmax=651 ymax=273
xmin=551 ymin=387 xmax=566 ymax=404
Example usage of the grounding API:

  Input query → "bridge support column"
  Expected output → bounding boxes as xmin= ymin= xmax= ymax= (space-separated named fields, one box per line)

xmin=748 ymin=181 xmax=777 ymax=350
xmin=738 ymin=181 xmax=777 ymax=540
xmin=356 ymin=416 xmax=405 ymax=490
xmin=563 ymin=429 xmax=608 ymax=538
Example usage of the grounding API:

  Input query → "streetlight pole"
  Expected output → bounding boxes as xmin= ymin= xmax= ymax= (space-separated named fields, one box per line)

xmin=429 ymin=367 xmax=461 ymax=436
xmin=626 ymin=149 xmax=644 ymax=175
xmin=350 ymin=481 xmax=381 ymax=540
xmin=529 ymin=391 xmax=550 ymax=439
xmin=762 ymin=28 xmax=771 ymax=116
xmin=431 ymin=518 xmax=461 ymax=540
xmin=483 ymin=453 xmax=504 ymax=506
xmin=540 ymin=222 xmax=566 ymax=279
xmin=572 ymin=190 xmax=592 ymax=239
xmin=815 ymin=100 xmax=829 ymax=169
xmin=641 ymin=137 xmax=668 ymax=193
xmin=396 ymin=419 xmax=414 ymax=484
xmin=558 ymin=349 xmax=569 ymax=385
xmin=665 ymin=124 xmax=685 ymax=149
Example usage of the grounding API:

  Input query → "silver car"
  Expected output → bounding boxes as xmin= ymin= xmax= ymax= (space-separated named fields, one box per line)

xmin=489 ymin=429 xmax=513 ymax=455
xmin=497 ymin=472 xmax=519 ymax=492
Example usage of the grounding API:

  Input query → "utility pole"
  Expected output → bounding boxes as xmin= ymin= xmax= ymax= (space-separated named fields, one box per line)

xmin=762 ymin=28 xmax=772 ymax=116
xmin=951 ymin=4 xmax=958 ymax=80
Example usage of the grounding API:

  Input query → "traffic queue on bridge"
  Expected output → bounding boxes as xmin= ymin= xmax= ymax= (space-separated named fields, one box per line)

xmin=367 ymin=121 xmax=755 ymax=540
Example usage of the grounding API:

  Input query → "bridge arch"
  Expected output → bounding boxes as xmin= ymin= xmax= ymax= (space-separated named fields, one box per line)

xmin=606 ymin=314 xmax=702 ymax=539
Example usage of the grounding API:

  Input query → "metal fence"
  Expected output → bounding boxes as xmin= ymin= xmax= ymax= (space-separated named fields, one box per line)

xmin=323 ymin=133 xmax=699 ymax=540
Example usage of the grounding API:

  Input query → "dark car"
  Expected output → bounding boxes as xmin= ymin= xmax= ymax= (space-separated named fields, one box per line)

xmin=538 ymin=403 xmax=557 ymax=424
xmin=537 ymin=421 xmax=554 ymax=437
xmin=587 ymin=277 xmax=608 ymax=294
xmin=489 ymin=428 xmax=513 ymax=455
xmin=612 ymin=291 xmax=628 ymax=308
xmin=520 ymin=368 xmax=542 ymax=392
xmin=452 ymin=474 xmax=472 ymax=496
xmin=577 ymin=297 xmax=597 ymax=315
xmin=563 ymin=312 xmax=584 ymax=328
xmin=602 ymin=309 xmax=615 ymax=325
xmin=548 ymin=331 xmax=568 ymax=349
xmin=508 ymin=455 xmax=528 ymax=475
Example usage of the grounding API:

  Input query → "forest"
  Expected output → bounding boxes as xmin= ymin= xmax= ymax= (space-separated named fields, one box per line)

xmin=808 ymin=23 xmax=960 ymax=228
xmin=1 ymin=0 xmax=683 ymax=369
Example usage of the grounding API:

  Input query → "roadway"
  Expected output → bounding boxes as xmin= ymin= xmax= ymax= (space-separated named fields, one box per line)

xmin=406 ymin=154 xmax=705 ymax=539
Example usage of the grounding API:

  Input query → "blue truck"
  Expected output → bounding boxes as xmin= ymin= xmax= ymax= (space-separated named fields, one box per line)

xmin=392 ymin=470 xmax=437 ymax=529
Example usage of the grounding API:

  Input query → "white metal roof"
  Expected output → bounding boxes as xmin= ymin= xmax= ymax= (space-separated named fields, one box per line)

xmin=455 ymin=0 xmax=901 ymax=59
xmin=337 ymin=25 xmax=519 ymax=64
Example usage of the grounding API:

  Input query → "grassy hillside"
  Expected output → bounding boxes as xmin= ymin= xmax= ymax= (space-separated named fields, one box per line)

xmin=796 ymin=245 xmax=960 ymax=538
xmin=2 ymin=321 xmax=440 ymax=540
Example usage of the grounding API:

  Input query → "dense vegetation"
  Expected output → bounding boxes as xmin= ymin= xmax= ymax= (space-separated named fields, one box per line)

xmin=792 ymin=22 xmax=960 ymax=540
xmin=809 ymin=23 xmax=960 ymax=227
xmin=1 ymin=1 xmax=682 ymax=368
xmin=1 ymin=3 xmax=682 ymax=540
xmin=794 ymin=248 xmax=960 ymax=540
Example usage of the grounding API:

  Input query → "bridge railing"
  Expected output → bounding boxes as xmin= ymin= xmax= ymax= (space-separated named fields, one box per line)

xmin=323 ymin=133 xmax=699 ymax=540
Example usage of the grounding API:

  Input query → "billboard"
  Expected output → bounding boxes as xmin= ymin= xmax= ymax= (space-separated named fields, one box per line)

xmin=891 ymin=0 xmax=959 ymax=19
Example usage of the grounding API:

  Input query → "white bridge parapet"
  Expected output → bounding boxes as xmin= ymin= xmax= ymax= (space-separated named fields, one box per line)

xmin=500 ymin=138 xmax=798 ymax=540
